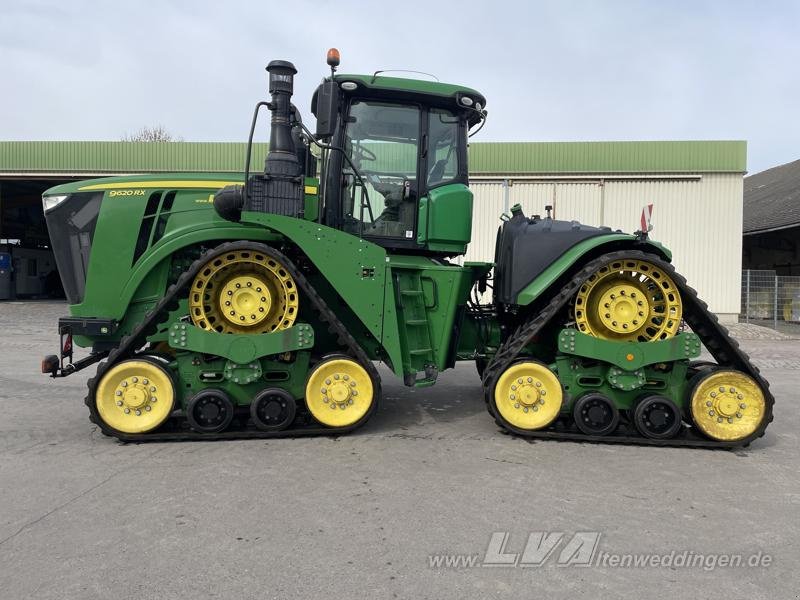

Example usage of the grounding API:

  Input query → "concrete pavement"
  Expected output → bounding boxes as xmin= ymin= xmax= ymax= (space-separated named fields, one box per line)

xmin=1 ymin=301 xmax=798 ymax=599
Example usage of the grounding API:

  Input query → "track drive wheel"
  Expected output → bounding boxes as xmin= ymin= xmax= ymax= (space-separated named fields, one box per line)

xmin=493 ymin=360 xmax=563 ymax=430
xmin=250 ymin=388 xmax=296 ymax=431
xmin=633 ymin=395 xmax=682 ymax=439
xmin=574 ymin=257 xmax=682 ymax=342
xmin=189 ymin=248 xmax=299 ymax=334
xmin=95 ymin=358 xmax=176 ymax=434
xmin=688 ymin=369 xmax=766 ymax=441
xmin=305 ymin=356 xmax=376 ymax=428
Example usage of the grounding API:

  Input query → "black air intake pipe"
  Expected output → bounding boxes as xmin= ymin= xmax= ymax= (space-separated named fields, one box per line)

xmin=213 ymin=185 xmax=244 ymax=222
xmin=214 ymin=59 xmax=305 ymax=222
xmin=264 ymin=60 xmax=300 ymax=173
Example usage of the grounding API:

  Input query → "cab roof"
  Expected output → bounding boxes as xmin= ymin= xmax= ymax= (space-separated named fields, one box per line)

xmin=325 ymin=73 xmax=487 ymax=126
xmin=333 ymin=73 xmax=486 ymax=108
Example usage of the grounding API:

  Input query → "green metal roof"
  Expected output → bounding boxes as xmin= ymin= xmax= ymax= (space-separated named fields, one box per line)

xmin=0 ymin=140 xmax=746 ymax=176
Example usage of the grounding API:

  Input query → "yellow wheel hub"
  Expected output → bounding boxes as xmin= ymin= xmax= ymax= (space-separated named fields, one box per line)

xmin=596 ymin=283 xmax=643 ymax=333
xmin=189 ymin=249 xmax=298 ymax=334
xmin=689 ymin=370 xmax=766 ymax=441
xmin=574 ymin=259 xmax=682 ymax=342
xmin=305 ymin=358 xmax=374 ymax=428
xmin=494 ymin=361 xmax=563 ymax=430
xmin=95 ymin=359 xmax=175 ymax=434
xmin=222 ymin=275 xmax=272 ymax=326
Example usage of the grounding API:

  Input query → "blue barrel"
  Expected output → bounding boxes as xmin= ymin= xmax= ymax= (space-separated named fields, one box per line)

xmin=0 ymin=252 xmax=11 ymax=300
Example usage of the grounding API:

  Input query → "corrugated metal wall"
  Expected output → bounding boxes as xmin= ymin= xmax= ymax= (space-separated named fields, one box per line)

xmin=0 ymin=140 xmax=746 ymax=175
xmin=463 ymin=183 xmax=506 ymax=263
xmin=464 ymin=174 xmax=743 ymax=317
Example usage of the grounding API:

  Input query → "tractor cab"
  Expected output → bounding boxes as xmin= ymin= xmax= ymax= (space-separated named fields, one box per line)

xmin=312 ymin=69 xmax=486 ymax=255
xmin=213 ymin=50 xmax=486 ymax=256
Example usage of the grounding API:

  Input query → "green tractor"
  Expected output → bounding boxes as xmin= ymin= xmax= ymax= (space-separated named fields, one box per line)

xmin=41 ymin=50 xmax=772 ymax=446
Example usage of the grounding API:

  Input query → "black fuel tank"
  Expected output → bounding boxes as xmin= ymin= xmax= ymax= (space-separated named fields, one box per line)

xmin=493 ymin=206 xmax=615 ymax=305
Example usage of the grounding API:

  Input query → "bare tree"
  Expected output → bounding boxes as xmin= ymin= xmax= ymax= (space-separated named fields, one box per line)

xmin=122 ymin=125 xmax=183 ymax=142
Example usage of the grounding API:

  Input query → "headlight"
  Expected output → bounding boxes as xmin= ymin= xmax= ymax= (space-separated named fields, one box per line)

xmin=42 ymin=194 xmax=68 ymax=213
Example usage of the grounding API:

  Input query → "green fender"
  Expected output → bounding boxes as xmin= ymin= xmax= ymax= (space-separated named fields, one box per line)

xmin=515 ymin=234 xmax=672 ymax=306
xmin=240 ymin=212 xmax=405 ymax=377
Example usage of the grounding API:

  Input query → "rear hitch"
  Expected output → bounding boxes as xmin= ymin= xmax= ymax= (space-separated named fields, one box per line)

xmin=41 ymin=324 xmax=107 ymax=378
xmin=41 ymin=351 xmax=108 ymax=378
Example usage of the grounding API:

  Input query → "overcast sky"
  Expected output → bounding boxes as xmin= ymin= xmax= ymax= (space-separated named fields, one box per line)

xmin=1 ymin=0 xmax=797 ymax=173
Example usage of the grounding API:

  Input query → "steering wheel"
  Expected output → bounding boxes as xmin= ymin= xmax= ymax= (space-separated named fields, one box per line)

xmin=374 ymin=178 xmax=414 ymax=225
xmin=368 ymin=174 xmax=399 ymax=200
xmin=354 ymin=145 xmax=377 ymax=162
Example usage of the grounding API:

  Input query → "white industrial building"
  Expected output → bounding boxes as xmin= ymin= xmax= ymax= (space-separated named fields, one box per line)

xmin=464 ymin=141 xmax=746 ymax=322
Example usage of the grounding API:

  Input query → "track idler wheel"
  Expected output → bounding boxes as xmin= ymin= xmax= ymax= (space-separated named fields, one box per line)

xmin=305 ymin=356 xmax=375 ymax=428
xmin=572 ymin=393 xmax=620 ymax=436
xmin=492 ymin=360 xmax=563 ymax=430
xmin=95 ymin=357 xmax=176 ymax=434
xmin=187 ymin=389 xmax=235 ymax=433
xmin=633 ymin=395 xmax=682 ymax=439
xmin=250 ymin=388 xmax=296 ymax=431
xmin=688 ymin=369 xmax=766 ymax=442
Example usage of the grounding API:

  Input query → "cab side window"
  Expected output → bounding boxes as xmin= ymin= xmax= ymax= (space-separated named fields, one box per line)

xmin=427 ymin=109 xmax=460 ymax=188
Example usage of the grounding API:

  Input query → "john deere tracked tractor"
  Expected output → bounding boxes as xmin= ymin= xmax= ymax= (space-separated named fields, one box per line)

xmin=41 ymin=50 xmax=773 ymax=447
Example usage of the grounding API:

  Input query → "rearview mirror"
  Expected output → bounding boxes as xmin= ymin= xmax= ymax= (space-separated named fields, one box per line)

xmin=314 ymin=81 xmax=339 ymax=140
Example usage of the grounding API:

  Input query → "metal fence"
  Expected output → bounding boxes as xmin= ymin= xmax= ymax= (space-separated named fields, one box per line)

xmin=741 ymin=270 xmax=800 ymax=331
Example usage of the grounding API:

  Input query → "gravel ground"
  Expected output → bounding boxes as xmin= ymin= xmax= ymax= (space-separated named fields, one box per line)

xmin=0 ymin=301 xmax=798 ymax=600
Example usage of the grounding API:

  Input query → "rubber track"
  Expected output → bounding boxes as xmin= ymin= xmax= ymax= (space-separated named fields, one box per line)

xmin=84 ymin=241 xmax=381 ymax=442
xmin=481 ymin=250 xmax=775 ymax=449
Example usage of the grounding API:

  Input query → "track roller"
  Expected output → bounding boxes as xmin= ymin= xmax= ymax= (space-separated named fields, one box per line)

xmin=633 ymin=395 xmax=682 ymax=439
xmin=187 ymin=389 xmax=235 ymax=433
xmin=250 ymin=388 xmax=296 ymax=431
xmin=572 ymin=393 xmax=620 ymax=436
